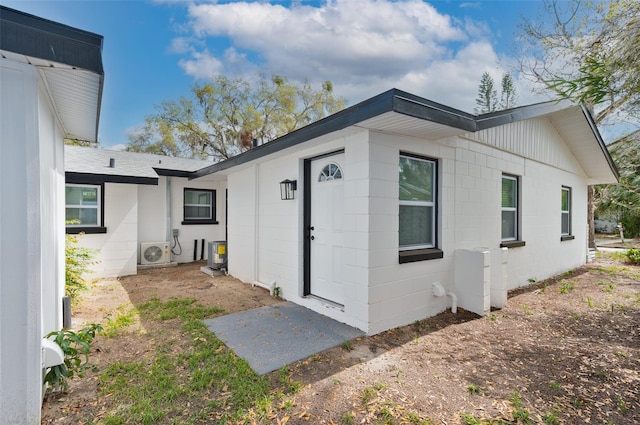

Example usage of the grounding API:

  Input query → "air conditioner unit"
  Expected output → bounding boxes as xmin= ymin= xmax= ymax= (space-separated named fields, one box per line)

xmin=141 ymin=242 xmax=170 ymax=265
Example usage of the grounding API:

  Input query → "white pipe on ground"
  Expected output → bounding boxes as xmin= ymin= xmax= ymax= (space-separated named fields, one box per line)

xmin=432 ymin=282 xmax=457 ymax=314
xmin=252 ymin=280 xmax=276 ymax=296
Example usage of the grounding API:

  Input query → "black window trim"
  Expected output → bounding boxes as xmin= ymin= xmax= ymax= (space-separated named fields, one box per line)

xmin=500 ymin=173 xmax=526 ymax=248
xmin=182 ymin=188 xmax=218 ymax=225
xmin=398 ymin=151 xmax=443 ymax=263
xmin=65 ymin=182 xmax=107 ymax=234
xmin=561 ymin=185 xmax=572 ymax=240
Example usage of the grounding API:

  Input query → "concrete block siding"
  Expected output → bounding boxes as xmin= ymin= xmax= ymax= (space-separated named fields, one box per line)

xmin=226 ymin=112 xmax=592 ymax=335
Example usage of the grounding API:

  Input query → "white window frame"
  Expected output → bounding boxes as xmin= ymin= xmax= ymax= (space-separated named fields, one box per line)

xmin=561 ymin=186 xmax=571 ymax=236
xmin=501 ymin=174 xmax=518 ymax=241
xmin=399 ymin=154 xmax=437 ymax=251
xmin=65 ymin=183 xmax=101 ymax=227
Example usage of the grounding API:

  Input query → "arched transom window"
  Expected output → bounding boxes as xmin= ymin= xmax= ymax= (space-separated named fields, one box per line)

xmin=318 ymin=163 xmax=343 ymax=182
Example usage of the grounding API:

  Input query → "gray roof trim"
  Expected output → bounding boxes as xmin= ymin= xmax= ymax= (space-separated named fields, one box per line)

xmin=190 ymin=89 xmax=478 ymax=179
xmin=189 ymin=89 xmax=618 ymax=181
xmin=580 ymin=104 xmax=620 ymax=180
xmin=0 ymin=5 xmax=104 ymax=74
xmin=153 ymin=168 xmax=193 ymax=178
xmin=475 ymin=99 xmax=572 ymax=130
xmin=66 ymin=172 xmax=158 ymax=186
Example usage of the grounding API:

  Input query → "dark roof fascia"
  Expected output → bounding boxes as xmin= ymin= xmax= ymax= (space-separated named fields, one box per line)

xmin=580 ymin=104 xmax=620 ymax=181
xmin=188 ymin=91 xmax=616 ymax=181
xmin=475 ymin=100 xmax=570 ymax=130
xmin=0 ymin=5 xmax=104 ymax=74
xmin=190 ymin=89 xmax=477 ymax=179
xmin=391 ymin=90 xmax=476 ymax=131
xmin=153 ymin=168 xmax=193 ymax=178
xmin=190 ymin=89 xmax=397 ymax=178
xmin=66 ymin=172 xmax=158 ymax=186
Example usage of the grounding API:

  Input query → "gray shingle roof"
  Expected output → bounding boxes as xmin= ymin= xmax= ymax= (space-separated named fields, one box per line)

xmin=65 ymin=145 xmax=213 ymax=184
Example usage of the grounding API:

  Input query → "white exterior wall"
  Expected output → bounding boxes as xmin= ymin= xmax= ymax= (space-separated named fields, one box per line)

xmin=227 ymin=167 xmax=257 ymax=284
xmin=225 ymin=116 xmax=594 ymax=335
xmin=364 ymin=132 xmax=457 ymax=334
xmin=76 ymin=176 xmax=225 ymax=278
xmin=364 ymin=125 xmax=589 ymax=332
xmin=459 ymin=119 xmax=589 ymax=288
xmin=168 ymin=177 xmax=226 ymax=263
xmin=138 ymin=176 xmax=226 ymax=264
xmin=1 ymin=57 xmax=65 ymax=424
xmin=78 ymin=183 xmax=138 ymax=278
xmin=137 ymin=178 xmax=167 ymax=251
xmin=38 ymin=82 xmax=66 ymax=335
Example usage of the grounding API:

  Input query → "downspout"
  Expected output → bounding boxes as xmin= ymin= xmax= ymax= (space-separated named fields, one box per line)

xmin=165 ymin=176 xmax=172 ymax=244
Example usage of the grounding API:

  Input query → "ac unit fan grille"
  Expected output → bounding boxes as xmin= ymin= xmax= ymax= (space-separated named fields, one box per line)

xmin=144 ymin=245 xmax=164 ymax=263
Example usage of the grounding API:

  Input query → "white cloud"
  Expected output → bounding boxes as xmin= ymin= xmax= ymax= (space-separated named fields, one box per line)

xmin=178 ymin=49 xmax=224 ymax=79
xmin=168 ymin=0 xmax=546 ymax=112
xmin=167 ymin=36 xmax=192 ymax=54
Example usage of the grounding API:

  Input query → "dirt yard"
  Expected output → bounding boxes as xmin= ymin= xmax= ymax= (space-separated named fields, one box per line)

xmin=42 ymin=256 xmax=639 ymax=424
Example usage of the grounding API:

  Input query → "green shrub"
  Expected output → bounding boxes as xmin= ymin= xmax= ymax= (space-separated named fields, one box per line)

xmin=65 ymin=233 xmax=97 ymax=303
xmin=625 ymin=248 xmax=640 ymax=265
xmin=44 ymin=323 xmax=102 ymax=394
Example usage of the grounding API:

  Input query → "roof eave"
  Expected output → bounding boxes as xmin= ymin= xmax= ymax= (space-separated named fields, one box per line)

xmin=1 ymin=5 xmax=104 ymax=142
xmin=66 ymin=172 xmax=158 ymax=186
xmin=579 ymin=104 xmax=620 ymax=182
xmin=189 ymin=89 xmax=477 ymax=179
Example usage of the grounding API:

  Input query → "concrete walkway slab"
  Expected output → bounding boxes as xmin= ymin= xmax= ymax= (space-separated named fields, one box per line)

xmin=203 ymin=301 xmax=364 ymax=375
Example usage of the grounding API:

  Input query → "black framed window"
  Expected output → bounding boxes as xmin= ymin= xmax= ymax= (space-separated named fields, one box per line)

xmin=65 ymin=183 xmax=107 ymax=234
xmin=398 ymin=153 xmax=443 ymax=263
xmin=182 ymin=188 xmax=217 ymax=225
xmin=501 ymin=175 xmax=518 ymax=241
xmin=561 ymin=186 xmax=574 ymax=240
xmin=500 ymin=174 xmax=525 ymax=248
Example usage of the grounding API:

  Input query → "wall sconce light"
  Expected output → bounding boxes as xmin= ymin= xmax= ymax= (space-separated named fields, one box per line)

xmin=280 ymin=179 xmax=297 ymax=200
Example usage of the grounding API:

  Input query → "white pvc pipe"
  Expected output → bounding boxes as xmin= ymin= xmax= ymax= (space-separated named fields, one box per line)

xmin=252 ymin=280 xmax=276 ymax=296
xmin=447 ymin=291 xmax=457 ymax=314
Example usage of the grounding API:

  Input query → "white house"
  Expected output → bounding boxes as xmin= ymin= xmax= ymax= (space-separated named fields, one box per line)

xmin=0 ymin=6 xmax=104 ymax=423
xmin=188 ymin=90 xmax=618 ymax=335
xmin=71 ymin=91 xmax=618 ymax=336
xmin=65 ymin=146 xmax=226 ymax=277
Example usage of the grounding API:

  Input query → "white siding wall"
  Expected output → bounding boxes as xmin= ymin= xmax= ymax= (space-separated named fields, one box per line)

xmin=38 ymin=82 xmax=66 ymax=335
xmin=167 ymin=178 xmax=226 ymax=264
xmin=137 ymin=179 xmax=167 ymax=250
xmin=469 ymin=118 xmax=587 ymax=175
xmin=365 ymin=132 xmax=457 ymax=334
xmin=79 ymin=184 xmax=138 ymax=277
xmin=77 ymin=177 xmax=225 ymax=279
xmin=227 ymin=167 xmax=257 ymax=284
xmin=254 ymin=156 xmax=300 ymax=292
xmin=460 ymin=122 xmax=588 ymax=287
xmin=0 ymin=58 xmax=58 ymax=424
xmin=225 ymin=116 xmax=592 ymax=335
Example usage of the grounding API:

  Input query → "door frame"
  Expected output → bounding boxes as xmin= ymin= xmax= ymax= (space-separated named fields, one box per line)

xmin=303 ymin=149 xmax=345 ymax=297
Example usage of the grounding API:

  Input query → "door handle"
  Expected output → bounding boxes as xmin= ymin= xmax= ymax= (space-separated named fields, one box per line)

xmin=310 ymin=236 xmax=315 ymax=240
xmin=308 ymin=226 xmax=315 ymax=231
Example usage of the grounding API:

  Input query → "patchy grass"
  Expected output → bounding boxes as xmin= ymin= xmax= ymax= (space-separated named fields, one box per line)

xmin=97 ymin=298 xmax=278 ymax=424
xmin=43 ymin=257 xmax=640 ymax=425
xmin=101 ymin=304 xmax=139 ymax=337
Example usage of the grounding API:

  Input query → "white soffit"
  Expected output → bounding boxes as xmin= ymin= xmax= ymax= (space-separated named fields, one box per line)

xmin=359 ymin=111 xmax=464 ymax=140
xmin=40 ymin=68 xmax=101 ymax=142
xmin=1 ymin=49 xmax=101 ymax=142
xmin=550 ymin=108 xmax=618 ymax=184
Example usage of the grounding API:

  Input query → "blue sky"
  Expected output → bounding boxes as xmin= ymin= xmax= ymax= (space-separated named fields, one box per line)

xmin=3 ymin=0 xmax=549 ymax=149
